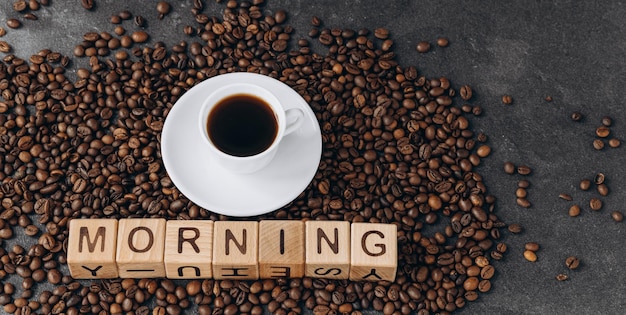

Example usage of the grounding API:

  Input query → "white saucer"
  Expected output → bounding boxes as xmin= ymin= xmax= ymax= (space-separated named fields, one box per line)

xmin=161 ymin=72 xmax=322 ymax=217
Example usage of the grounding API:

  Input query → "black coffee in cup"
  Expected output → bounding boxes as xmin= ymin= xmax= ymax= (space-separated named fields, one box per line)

xmin=206 ymin=94 xmax=278 ymax=157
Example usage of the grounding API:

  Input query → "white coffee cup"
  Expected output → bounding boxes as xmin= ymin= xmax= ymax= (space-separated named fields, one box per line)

xmin=199 ymin=83 xmax=304 ymax=174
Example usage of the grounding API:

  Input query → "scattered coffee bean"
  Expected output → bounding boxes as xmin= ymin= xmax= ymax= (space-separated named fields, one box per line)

xmin=0 ymin=41 xmax=11 ymax=53
xmin=0 ymin=27 xmax=5 ymax=37
xmin=501 ymin=95 xmax=512 ymax=104
xmin=131 ymin=30 xmax=149 ymax=43
xmin=525 ymin=242 xmax=540 ymax=252
xmin=518 ymin=179 xmax=530 ymax=188
xmin=6 ymin=18 xmax=22 ymax=29
xmin=503 ymin=162 xmax=516 ymax=174
xmin=570 ymin=111 xmax=583 ymax=121
xmin=608 ymin=138 xmax=621 ymax=148
xmin=594 ymin=173 xmax=605 ymax=185
xmin=601 ymin=116 xmax=612 ymax=127
xmin=476 ymin=145 xmax=491 ymax=157
xmin=460 ymin=84 xmax=473 ymax=100
xmin=516 ymin=188 xmax=527 ymax=198
xmin=416 ymin=41 xmax=430 ymax=53
xmin=81 ymin=0 xmax=95 ymax=10
xmin=555 ymin=273 xmax=569 ymax=281
xmin=13 ymin=0 xmax=28 ymax=12
xmin=558 ymin=193 xmax=572 ymax=201
xmin=589 ymin=198 xmax=603 ymax=211
xmin=611 ymin=211 xmax=624 ymax=222
xmin=568 ymin=205 xmax=581 ymax=217
xmin=565 ymin=256 xmax=580 ymax=270
xmin=593 ymin=139 xmax=605 ymax=150
xmin=156 ymin=1 xmax=172 ymax=19
xmin=579 ymin=179 xmax=591 ymax=191
xmin=545 ymin=95 xmax=553 ymax=102
xmin=517 ymin=165 xmax=532 ymax=175
xmin=596 ymin=126 xmax=610 ymax=138
xmin=516 ymin=197 xmax=531 ymax=208
xmin=24 ymin=13 xmax=38 ymax=20
xmin=508 ymin=223 xmax=523 ymax=234
xmin=437 ymin=37 xmax=449 ymax=47
xmin=597 ymin=183 xmax=609 ymax=196
xmin=523 ymin=250 xmax=537 ymax=262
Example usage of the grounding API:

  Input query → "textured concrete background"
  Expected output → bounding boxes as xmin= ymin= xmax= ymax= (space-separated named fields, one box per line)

xmin=1 ymin=0 xmax=626 ymax=314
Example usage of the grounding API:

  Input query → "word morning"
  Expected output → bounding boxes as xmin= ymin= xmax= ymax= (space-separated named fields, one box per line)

xmin=67 ymin=219 xmax=398 ymax=281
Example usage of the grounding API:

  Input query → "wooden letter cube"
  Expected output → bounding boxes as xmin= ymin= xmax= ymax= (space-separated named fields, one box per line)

xmin=350 ymin=223 xmax=397 ymax=281
xmin=305 ymin=221 xmax=350 ymax=279
xmin=213 ymin=221 xmax=259 ymax=280
xmin=116 ymin=218 xmax=166 ymax=278
xmin=164 ymin=220 xmax=214 ymax=279
xmin=67 ymin=219 xmax=119 ymax=279
xmin=259 ymin=220 xmax=305 ymax=278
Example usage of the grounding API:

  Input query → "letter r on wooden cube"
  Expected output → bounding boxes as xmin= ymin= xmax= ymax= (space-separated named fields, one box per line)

xmin=305 ymin=221 xmax=350 ymax=279
xmin=67 ymin=219 xmax=119 ymax=279
xmin=164 ymin=220 xmax=214 ymax=279
xmin=116 ymin=218 xmax=166 ymax=278
xmin=213 ymin=221 xmax=259 ymax=280
xmin=259 ymin=220 xmax=305 ymax=278
xmin=349 ymin=223 xmax=397 ymax=282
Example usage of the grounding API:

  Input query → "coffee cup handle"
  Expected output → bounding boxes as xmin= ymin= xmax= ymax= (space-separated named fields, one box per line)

xmin=284 ymin=108 xmax=304 ymax=136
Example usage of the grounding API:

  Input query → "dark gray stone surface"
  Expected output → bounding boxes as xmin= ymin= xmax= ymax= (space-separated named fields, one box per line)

xmin=1 ymin=0 xmax=625 ymax=314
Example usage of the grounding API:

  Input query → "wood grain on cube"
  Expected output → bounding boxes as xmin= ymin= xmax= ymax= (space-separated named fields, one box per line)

xmin=116 ymin=218 xmax=166 ymax=278
xmin=305 ymin=221 xmax=350 ymax=279
xmin=164 ymin=220 xmax=214 ymax=279
xmin=350 ymin=223 xmax=397 ymax=281
xmin=67 ymin=219 xmax=119 ymax=279
xmin=213 ymin=221 xmax=259 ymax=280
xmin=259 ymin=220 xmax=305 ymax=278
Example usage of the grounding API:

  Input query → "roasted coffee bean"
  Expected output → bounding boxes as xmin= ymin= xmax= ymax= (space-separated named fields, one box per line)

xmin=156 ymin=1 xmax=171 ymax=19
xmin=523 ymin=250 xmax=537 ymax=262
xmin=579 ymin=179 xmax=591 ymax=191
xmin=0 ymin=27 xmax=5 ymax=37
xmin=555 ymin=273 xmax=569 ymax=281
xmin=508 ymin=223 xmax=523 ymax=234
xmin=460 ymin=85 xmax=473 ymax=100
xmin=0 ymin=41 xmax=11 ymax=53
xmin=517 ymin=165 xmax=532 ymax=175
xmin=611 ymin=211 xmax=624 ymax=222
xmin=6 ymin=19 xmax=21 ymax=29
xmin=596 ymin=126 xmax=610 ymax=138
xmin=608 ymin=138 xmax=621 ymax=148
xmin=437 ymin=37 xmax=449 ymax=47
xmin=501 ymin=95 xmax=512 ymax=104
xmin=416 ymin=41 xmax=430 ymax=53
xmin=558 ymin=193 xmax=572 ymax=201
xmin=571 ymin=111 xmax=583 ymax=121
xmin=565 ymin=256 xmax=580 ymax=270
xmin=589 ymin=198 xmax=603 ymax=211
xmin=516 ymin=197 xmax=531 ymax=208
xmin=13 ymin=0 xmax=28 ymax=12
xmin=503 ymin=162 xmax=515 ymax=174
xmin=568 ymin=205 xmax=581 ymax=217
xmin=81 ymin=0 xmax=94 ymax=10
xmin=597 ymin=183 xmax=609 ymax=196
xmin=594 ymin=173 xmax=605 ymax=185
xmin=593 ymin=139 xmax=605 ymax=150
xmin=524 ymin=242 xmax=540 ymax=252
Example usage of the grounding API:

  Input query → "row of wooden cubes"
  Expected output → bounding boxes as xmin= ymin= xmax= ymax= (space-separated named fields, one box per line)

xmin=67 ymin=219 xmax=397 ymax=281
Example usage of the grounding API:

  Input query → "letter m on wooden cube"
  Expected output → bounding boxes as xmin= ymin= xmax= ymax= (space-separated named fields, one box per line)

xmin=67 ymin=219 xmax=119 ymax=279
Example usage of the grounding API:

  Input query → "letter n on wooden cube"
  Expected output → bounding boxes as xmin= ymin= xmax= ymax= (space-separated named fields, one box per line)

xmin=259 ymin=220 xmax=304 ymax=278
xmin=67 ymin=219 xmax=119 ymax=279
xmin=164 ymin=220 xmax=214 ymax=279
xmin=213 ymin=221 xmax=259 ymax=280
xmin=116 ymin=218 xmax=166 ymax=278
xmin=350 ymin=223 xmax=397 ymax=282
xmin=305 ymin=221 xmax=350 ymax=279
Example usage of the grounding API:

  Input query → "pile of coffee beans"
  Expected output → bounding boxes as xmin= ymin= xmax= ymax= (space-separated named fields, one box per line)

xmin=0 ymin=1 xmax=508 ymax=314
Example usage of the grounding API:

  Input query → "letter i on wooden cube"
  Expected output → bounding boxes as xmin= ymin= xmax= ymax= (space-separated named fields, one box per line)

xmin=213 ymin=221 xmax=259 ymax=280
xmin=116 ymin=218 xmax=166 ymax=278
xmin=350 ymin=223 xmax=397 ymax=282
xmin=164 ymin=220 xmax=214 ymax=279
xmin=305 ymin=221 xmax=350 ymax=279
xmin=259 ymin=220 xmax=305 ymax=278
xmin=67 ymin=219 xmax=119 ymax=279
